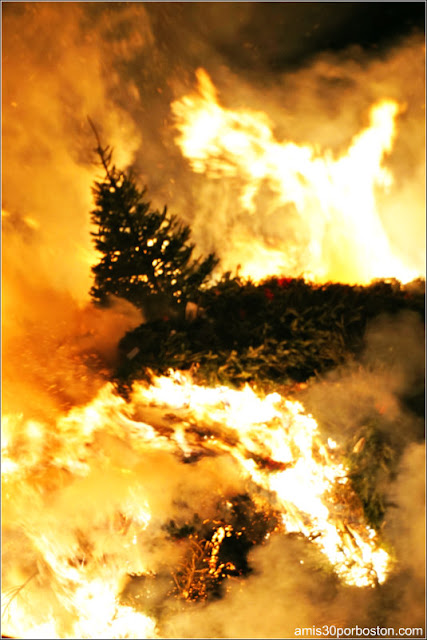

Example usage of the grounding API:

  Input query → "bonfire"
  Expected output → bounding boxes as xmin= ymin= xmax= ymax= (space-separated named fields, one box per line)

xmin=2 ymin=5 xmax=425 ymax=638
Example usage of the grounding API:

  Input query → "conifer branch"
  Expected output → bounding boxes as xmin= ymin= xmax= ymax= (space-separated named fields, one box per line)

xmin=87 ymin=116 xmax=114 ymax=181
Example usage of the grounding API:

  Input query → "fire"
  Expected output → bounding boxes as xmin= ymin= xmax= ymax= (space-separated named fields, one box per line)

xmin=2 ymin=370 xmax=391 ymax=638
xmin=172 ymin=69 xmax=418 ymax=284
xmin=135 ymin=371 xmax=389 ymax=586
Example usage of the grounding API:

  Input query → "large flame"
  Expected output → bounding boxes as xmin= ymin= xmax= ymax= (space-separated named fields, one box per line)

xmin=172 ymin=69 xmax=419 ymax=285
xmin=2 ymin=371 xmax=391 ymax=638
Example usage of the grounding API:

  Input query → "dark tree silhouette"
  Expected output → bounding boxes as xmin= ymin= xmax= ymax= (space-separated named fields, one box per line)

xmin=88 ymin=123 xmax=218 ymax=310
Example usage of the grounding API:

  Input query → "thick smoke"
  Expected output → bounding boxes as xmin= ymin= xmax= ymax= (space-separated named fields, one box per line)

xmin=299 ymin=310 xmax=425 ymax=442
xmin=384 ymin=442 xmax=426 ymax=629
xmin=161 ymin=535 xmax=381 ymax=639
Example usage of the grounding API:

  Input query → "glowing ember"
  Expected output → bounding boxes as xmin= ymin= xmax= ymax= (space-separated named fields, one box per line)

xmin=2 ymin=370 xmax=391 ymax=637
xmin=172 ymin=69 xmax=418 ymax=285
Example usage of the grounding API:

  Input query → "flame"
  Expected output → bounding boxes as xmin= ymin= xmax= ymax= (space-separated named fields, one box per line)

xmin=134 ymin=371 xmax=389 ymax=586
xmin=172 ymin=69 xmax=419 ymax=284
xmin=2 ymin=370 xmax=392 ymax=637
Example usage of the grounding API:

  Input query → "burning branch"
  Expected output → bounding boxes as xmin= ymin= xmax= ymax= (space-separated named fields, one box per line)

xmin=1 ymin=571 xmax=39 ymax=621
xmin=172 ymin=536 xmax=211 ymax=601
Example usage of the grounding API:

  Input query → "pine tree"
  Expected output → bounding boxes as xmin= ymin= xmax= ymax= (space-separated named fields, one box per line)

xmin=89 ymin=127 xmax=218 ymax=311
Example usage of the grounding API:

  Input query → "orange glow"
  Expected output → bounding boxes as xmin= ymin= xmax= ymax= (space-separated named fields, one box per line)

xmin=172 ymin=69 xmax=419 ymax=284
xmin=3 ymin=6 xmax=423 ymax=638
xmin=2 ymin=371 xmax=392 ymax=637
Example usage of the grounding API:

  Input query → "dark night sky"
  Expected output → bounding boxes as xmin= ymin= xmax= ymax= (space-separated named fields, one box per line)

xmin=143 ymin=2 xmax=425 ymax=76
xmin=3 ymin=2 xmax=425 ymax=74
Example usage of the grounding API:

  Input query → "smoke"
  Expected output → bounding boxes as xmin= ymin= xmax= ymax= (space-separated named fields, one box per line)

xmin=3 ymin=311 xmax=424 ymax=637
xmin=162 ymin=535 xmax=381 ymax=639
xmin=3 ymin=4 xmax=424 ymax=319
xmin=2 ymin=413 xmax=248 ymax=637
xmin=3 ymin=4 xmax=425 ymax=290
xmin=384 ymin=442 xmax=426 ymax=629
xmin=298 ymin=310 xmax=425 ymax=442
xmin=157 ymin=311 xmax=425 ymax=638
xmin=2 ymin=3 xmax=144 ymax=299
xmin=163 ymin=38 xmax=425 ymax=282
xmin=2 ymin=3 xmax=147 ymax=413
xmin=2 ymin=4 xmax=425 ymax=638
xmin=124 ymin=14 xmax=425 ymax=281
xmin=162 ymin=479 xmax=425 ymax=639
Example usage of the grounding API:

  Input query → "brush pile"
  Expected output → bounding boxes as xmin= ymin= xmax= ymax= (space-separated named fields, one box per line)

xmin=118 ymin=275 xmax=424 ymax=389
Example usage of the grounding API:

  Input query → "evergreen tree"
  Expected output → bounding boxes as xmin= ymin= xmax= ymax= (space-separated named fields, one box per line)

xmin=89 ymin=129 xmax=218 ymax=310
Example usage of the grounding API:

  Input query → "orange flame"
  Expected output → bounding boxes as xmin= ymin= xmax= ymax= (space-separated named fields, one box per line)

xmin=172 ymin=69 xmax=419 ymax=284
xmin=2 ymin=371 xmax=391 ymax=637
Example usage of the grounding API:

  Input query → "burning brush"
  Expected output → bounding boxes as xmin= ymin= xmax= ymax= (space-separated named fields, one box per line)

xmin=2 ymin=369 xmax=393 ymax=638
